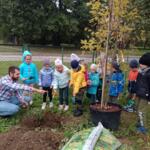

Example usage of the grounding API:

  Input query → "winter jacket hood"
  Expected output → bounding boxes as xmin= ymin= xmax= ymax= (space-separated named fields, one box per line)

xmin=22 ymin=51 xmax=32 ymax=63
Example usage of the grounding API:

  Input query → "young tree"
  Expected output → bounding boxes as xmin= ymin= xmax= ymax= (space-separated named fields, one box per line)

xmin=81 ymin=0 xmax=139 ymax=106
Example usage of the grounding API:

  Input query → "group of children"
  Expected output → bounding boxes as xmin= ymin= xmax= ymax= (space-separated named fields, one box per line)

xmin=19 ymin=50 xmax=150 ymax=133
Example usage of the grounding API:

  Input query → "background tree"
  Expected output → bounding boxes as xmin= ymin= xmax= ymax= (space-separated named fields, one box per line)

xmin=0 ymin=0 xmax=90 ymax=46
xmin=131 ymin=0 xmax=150 ymax=48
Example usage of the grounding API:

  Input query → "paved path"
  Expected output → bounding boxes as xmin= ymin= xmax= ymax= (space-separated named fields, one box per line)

xmin=0 ymin=52 xmax=140 ymax=62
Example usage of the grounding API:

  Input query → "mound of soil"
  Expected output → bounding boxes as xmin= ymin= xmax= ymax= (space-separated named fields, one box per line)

xmin=21 ymin=112 xmax=63 ymax=129
xmin=90 ymin=103 xmax=121 ymax=112
xmin=0 ymin=112 xmax=87 ymax=150
xmin=0 ymin=112 xmax=66 ymax=150
xmin=0 ymin=127 xmax=63 ymax=150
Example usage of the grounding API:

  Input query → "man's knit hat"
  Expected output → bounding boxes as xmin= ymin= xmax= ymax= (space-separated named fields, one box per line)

xmin=129 ymin=59 xmax=138 ymax=68
xmin=139 ymin=53 xmax=150 ymax=67
xmin=43 ymin=59 xmax=50 ymax=66
xmin=55 ymin=58 xmax=62 ymax=66
xmin=70 ymin=60 xmax=79 ymax=69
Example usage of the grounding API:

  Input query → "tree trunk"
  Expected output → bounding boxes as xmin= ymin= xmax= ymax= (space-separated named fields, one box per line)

xmin=101 ymin=0 xmax=113 ymax=107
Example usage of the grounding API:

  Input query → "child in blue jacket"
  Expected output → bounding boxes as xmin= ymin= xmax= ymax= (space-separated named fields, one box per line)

xmin=19 ymin=51 xmax=38 ymax=104
xmin=87 ymin=64 xmax=99 ymax=104
xmin=20 ymin=51 xmax=38 ymax=85
xmin=39 ymin=59 xmax=54 ymax=110
xmin=109 ymin=62 xmax=124 ymax=104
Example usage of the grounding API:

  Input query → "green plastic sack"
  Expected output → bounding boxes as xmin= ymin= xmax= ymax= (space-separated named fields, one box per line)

xmin=62 ymin=127 xmax=121 ymax=150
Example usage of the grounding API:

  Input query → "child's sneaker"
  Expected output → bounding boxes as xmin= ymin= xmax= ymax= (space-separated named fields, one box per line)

xmin=73 ymin=109 xmax=83 ymax=117
xmin=64 ymin=105 xmax=69 ymax=111
xmin=41 ymin=102 xmax=46 ymax=110
xmin=136 ymin=126 xmax=148 ymax=134
xmin=123 ymin=99 xmax=135 ymax=111
xmin=29 ymin=100 xmax=33 ymax=105
xmin=59 ymin=105 xmax=63 ymax=111
xmin=125 ymin=107 xmax=134 ymax=112
xmin=49 ymin=102 xmax=53 ymax=108
xmin=96 ymin=100 xmax=99 ymax=103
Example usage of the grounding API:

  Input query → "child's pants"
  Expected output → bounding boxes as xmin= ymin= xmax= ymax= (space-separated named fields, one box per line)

xmin=42 ymin=87 xmax=53 ymax=102
xmin=136 ymin=98 xmax=149 ymax=128
xmin=86 ymin=93 xmax=97 ymax=104
xmin=75 ymin=88 xmax=85 ymax=108
xmin=59 ymin=86 xmax=69 ymax=105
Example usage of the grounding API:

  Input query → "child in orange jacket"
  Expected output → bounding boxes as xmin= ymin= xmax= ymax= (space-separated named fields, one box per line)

xmin=124 ymin=59 xmax=139 ymax=112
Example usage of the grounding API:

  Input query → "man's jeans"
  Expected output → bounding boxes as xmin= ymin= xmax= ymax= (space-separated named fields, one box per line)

xmin=0 ymin=96 xmax=30 ymax=116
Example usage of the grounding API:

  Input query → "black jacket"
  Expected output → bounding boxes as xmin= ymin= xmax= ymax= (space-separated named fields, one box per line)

xmin=136 ymin=68 xmax=150 ymax=101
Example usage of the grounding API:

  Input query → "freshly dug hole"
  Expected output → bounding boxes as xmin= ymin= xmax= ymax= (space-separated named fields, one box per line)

xmin=21 ymin=112 xmax=63 ymax=129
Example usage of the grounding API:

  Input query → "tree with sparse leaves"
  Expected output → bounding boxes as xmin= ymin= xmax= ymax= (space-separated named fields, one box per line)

xmin=81 ymin=0 xmax=140 ymax=106
xmin=81 ymin=0 xmax=139 ymax=52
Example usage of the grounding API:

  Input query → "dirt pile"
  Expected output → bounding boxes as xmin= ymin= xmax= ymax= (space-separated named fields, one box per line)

xmin=0 ymin=127 xmax=63 ymax=150
xmin=0 ymin=112 xmax=65 ymax=150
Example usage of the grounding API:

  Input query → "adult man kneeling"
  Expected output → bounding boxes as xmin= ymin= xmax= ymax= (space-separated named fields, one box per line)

xmin=0 ymin=66 xmax=46 ymax=116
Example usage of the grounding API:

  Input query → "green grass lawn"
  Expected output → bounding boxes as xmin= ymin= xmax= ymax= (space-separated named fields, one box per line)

xmin=0 ymin=61 xmax=150 ymax=150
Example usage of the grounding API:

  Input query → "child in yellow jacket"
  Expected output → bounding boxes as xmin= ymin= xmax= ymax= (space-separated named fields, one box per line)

xmin=70 ymin=60 xmax=87 ymax=117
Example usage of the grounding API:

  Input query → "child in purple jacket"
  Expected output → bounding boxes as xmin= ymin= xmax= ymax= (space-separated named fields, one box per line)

xmin=39 ymin=59 xmax=54 ymax=110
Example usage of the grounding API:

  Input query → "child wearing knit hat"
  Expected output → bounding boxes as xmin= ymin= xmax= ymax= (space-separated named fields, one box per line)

xmin=70 ymin=59 xmax=87 ymax=117
xmin=87 ymin=64 xmax=100 ymax=104
xmin=52 ymin=58 xmax=70 ymax=111
xmin=70 ymin=53 xmax=89 ymax=84
xmin=124 ymin=59 xmax=139 ymax=112
xmin=135 ymin=53 xmax=150 ymax=134
xmin=39 ymin=59 xmax=54 ymax=110
xmin=19 ymin=50 xmax=39 ymax=105
xmin=109 ymin=61 xmax=124 ymax=104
